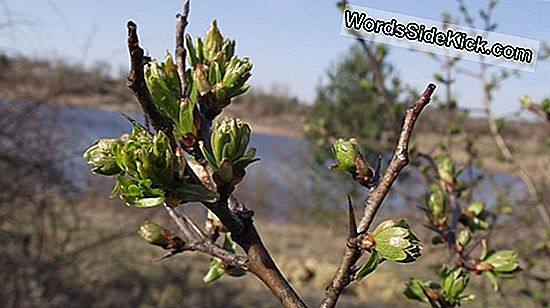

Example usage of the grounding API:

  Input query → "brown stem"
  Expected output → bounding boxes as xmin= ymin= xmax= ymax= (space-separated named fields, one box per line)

xmin=126 ymin=21 xmax=177 ymax=149
xmin=175 ymin=0 xmax=190 ymax=96
xmin=164 ymin=205 xmax=248 ymax=269
xmin=203 ymin=193 xmax=307 ymax=308
xmin=321 ymin=83 xmax=436 ymax=308
xmin=358 ymin=84 xmax=437 ymax=232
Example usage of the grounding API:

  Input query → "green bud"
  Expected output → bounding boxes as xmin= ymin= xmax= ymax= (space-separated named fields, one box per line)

xmin=330 ymin=138 xmax=365 ymax=173
xmin=113 ymin=176 xmax=165 ymax=208
xmin=437 ymin=156 xmax=456 ymax=190
xmin=106 ymin=126 xmax=217 ymax=206
xmin=213 ymin=118 xmax=248 ymax=163
xmin=484 ymin=250 xmax=520 ymax=274
xmin=203 ymin=258 xmax=226 ymax=283
xmin=427 ymin=185 xmax=446 ymax=226
xmin=440 ymin=267 xmax=471 ymax=305
xmin=456 ymin=229 xmax=471 ymax=249
xmin=371 ymin=219 xmax=422 ymax=263
xmin=200 ymin=118 xmax=258 ymax=185
xmin=204 ymin=118 xmax=256 ymax=166
xmin=466 ymin=200 xmax=484 ymax=215
xmin=464 ymin=200 xmax=490 ymax=231
xmin=404 ymin=277 xmax=432 ymax=303
xmin=144 ymin=53 xmax=181 ymax=124
xmin=83 ymin=139 xmax=122 ymax=176
xmin=203 ymin=234 xmax=245 ymax=283
xmin=204 ymin=20 xmax=224 ymax=62
xmin=214 ymin=57 xmax=253 ymax=102
xmin=114 ymin=128 xmax=174 ymax=187
xmin=138 ymin=221 xmax=184 ymax=250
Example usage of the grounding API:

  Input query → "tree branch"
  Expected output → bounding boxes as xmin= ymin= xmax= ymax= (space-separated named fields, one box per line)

xmin=358 ymin=83 xmax=437 ymax=232
xmin=126 ymin=21 xmax=175 ymax=142
xmin=201 ymin=190 xmax=307 ymax=307
xmin=321 ymin=83 xmax=436 ymax=308
xmin=175 ymin=0 xmax=190 ymax=96
xmin=164 ymin=204 xmax=249 ymax=270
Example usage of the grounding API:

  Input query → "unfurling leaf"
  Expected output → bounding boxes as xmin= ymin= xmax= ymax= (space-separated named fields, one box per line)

xmin=404 ymin=277 xmax=432 ymax=303
xmin=203 ymin=258 xmax=226 ymax=283
xmin=83 ymin=139 xmax=122 ymax=176
xmin=439 ymin=267 xmax=473 ymax=305
xmin=371 ymin=219 xmax=422 ymax=263
xmin=356 ymin=250 xmax=379 ymax=281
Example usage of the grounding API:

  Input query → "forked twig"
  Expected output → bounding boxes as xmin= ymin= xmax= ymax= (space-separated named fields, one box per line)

xmin=321 ymin=83 xmax=436 ymax=308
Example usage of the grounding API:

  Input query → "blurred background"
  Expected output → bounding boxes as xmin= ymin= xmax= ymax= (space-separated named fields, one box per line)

xmin=1 ymin=0 xmax=549 ymax=307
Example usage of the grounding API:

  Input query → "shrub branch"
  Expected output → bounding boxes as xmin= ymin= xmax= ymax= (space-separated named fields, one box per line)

xmin=321 ymin=83 xmax=436 ymax=308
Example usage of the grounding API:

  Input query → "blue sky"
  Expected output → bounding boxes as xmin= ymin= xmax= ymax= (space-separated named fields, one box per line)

xmin=1 ymin=0 xmax=549 ymax=117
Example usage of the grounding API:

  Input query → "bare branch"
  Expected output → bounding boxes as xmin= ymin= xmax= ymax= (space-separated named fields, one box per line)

xmin=202 ymin=194 xmax=307 ymax=308
xmin=175 ymin=0 xmax=190 ymax=96
xmin=321 ymin=83 xmax=436 ymax=308
xmin=164 ymin=205 xmax=249 ymax=270
xmin=126 ymin=21 xmax=177 ymax=148
xmin=358 ymin=83 xmax=437 ymax=233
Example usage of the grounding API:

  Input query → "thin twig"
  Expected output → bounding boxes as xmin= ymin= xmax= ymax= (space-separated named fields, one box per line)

xmin=358 ymin=84 xmax=437 ymax=232
xmin=126 ymin=21 xmax=177 ymax=149
xmin=164 ymin=205 xmax=249 ymax=270
xmin=175 ymin=0 xmax=190 ymax=96
xmin=321 ymin=83 xmax=436 ymax=308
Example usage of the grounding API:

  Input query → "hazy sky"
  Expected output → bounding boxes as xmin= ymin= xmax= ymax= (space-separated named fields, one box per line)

xmin=2 ymin=0 xmax=549 ymax=117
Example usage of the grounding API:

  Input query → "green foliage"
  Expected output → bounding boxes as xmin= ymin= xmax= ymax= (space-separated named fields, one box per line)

xmin=463 ymin=200 xmax=490 ymax=231
xmin=200 ymin=117 xmax=259 ymax=185
xmin=355 ymin=250 xmax=379 ymax=282
xmin=186 ymin=20 xmax=252 ymax=114
xmin=410 ymin=150 xmax=521 ymax=306
xmin=405 ymin=267 xmax=474 ymax=306
xmin=370 ymin=219 xmax=422 ymax=263
xmin=330 ymin=138 xmax=364 ymax=173
xmin=84 ymin=19 xmax=258 ymax=294
xmin=83 ymin=125 xmax=219 ymax=208
xmin=143 ymin=20 xmax=253 ymax=149
xmin=439 ymin=267 xmax=473 ymax=305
